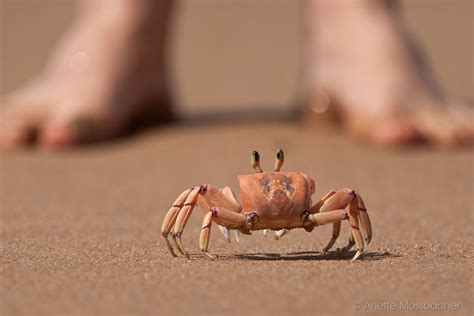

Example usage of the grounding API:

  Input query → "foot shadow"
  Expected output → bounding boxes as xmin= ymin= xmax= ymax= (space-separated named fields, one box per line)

xmin=182 ymin=107 xmax=297 ymax=127
xmin=70 ymin=107 xmax=296 ymax=150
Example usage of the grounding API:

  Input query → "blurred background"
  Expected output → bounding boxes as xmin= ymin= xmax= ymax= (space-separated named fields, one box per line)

xmin=1 ymin=1 xmax=473 ymax=315
xmin=1 ymin=0 xmax=473 ymax=115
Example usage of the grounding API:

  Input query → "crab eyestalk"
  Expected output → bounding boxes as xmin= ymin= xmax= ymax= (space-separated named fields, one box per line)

xmin=274 ymin=149 xmax=284 ymax=172
xmin=251 ymin=150 xmax=263 ymax=173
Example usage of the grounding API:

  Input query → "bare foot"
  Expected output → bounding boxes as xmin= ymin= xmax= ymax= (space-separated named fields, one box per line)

xmin=0 ymin=0 xmax=174 ymax=149
xmin=302 ymin=0 xmax=473 ymax=147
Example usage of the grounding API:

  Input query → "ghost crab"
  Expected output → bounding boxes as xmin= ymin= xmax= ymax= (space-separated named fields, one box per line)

xmin=161 ymin=150 xmax=372 ymax=261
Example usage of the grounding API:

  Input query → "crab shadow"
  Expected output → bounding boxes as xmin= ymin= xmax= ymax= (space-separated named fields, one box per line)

xmin=216 ymin=250 xmax=398 ymax=261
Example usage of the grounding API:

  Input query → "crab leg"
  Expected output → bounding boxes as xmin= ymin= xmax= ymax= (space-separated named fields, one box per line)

xmin=210 ymin=207 xmax=247 ymax=229
xmin=322 ymin=189 xmax=371 ymax=257
xmin=198 ymin=206 xmax=247 ymax=260
xmin=217 ymin=225 xmax=231 ymax=242
xmin=199 ymin=212 xmax=216 ymax=260
xmin=338 ymin=192 xmax=372 ymax=260
xmin=233 ymin=230 xmax=241 ymax=242
xmin=337 ymin=235 xmax=355 ymax=254
xmin=308 ymin=209 xmax=348 ymax=225
xmin=321 ymin=222 xmax=341 ymax=255
xmin=310 ymin=190 xmax=336 ymax=213
xmin=356 ymin=193 xmax=372 ymax=243
xmin=161 ymin=188 xmax=193 ymax=257
xmin=199 ymin=186 xmax=242 ymax=243
xmin=171 ymin=187 xmax=201 ymax=258
xmin=348 ymin=197 xmax=365 ymax=261
xmin=319 ymin=189 xmax=354 ymax=213
xmin=307 ymin=208 xmax=359 ymax=259
xmin=307 ymin=200 xmax=369 ymax=261
xmin=311 ymin=189 xmax=352 ymax=254
xmin=307 ymin=190 xmax=338 ymax=252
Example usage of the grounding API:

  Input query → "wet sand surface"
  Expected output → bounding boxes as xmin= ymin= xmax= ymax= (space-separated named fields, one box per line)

xmin=1 ymin=1 xmax=473 ymax=315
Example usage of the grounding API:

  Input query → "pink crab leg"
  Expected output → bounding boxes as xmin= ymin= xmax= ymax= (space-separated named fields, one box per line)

xmin=333 ymin=192 xmax=372 ymax=260
xmin=323 ymin=189 xmax=371 ymax=260
xmin=198 ymin=206 xmax=247 ymax=260
xmin=198 ymin=186 xmax=242 ymax=243
xmin=308 ymin=209 xmax=348 ymax=226
xmin=310 ymin=190 xmax=336 ymax=214
xmin=311 ymin=189 xmax=352 ymax=254
xmin=348 ymin=197 xmax=365 ymax=261
xmin=335 ymin=192 xmax=373 ymax=259
xmin=172 ymin=187 xmax=201 ymax=258
xmin=307 ymin=208 xmax=361 ymax=259
xmin=199 ymin=212 xmax=216 ymax=260
xmin=217 ymin=225 xmax=231 ymax=242
xmin=216 ymin=186 xmax=242 ymax=243
xmin=337 ymin=235 xmax=355 ymax=254
xmin=161 ymin=188 xmax=192 ymax=257
xmin=210 ymin=207 xmax=247 ymax=229
xmin=307 ymin=198 xmax=369 ymax=261
xmin=319 ymin=189 xmax=354 ymax=213
xmin=233 ymin=230 xmax=240 ymax=243
xmin=321 ymin=222 xmax=341 ymax=255
xmin=356 ymin=193 xmax=372 ymax=244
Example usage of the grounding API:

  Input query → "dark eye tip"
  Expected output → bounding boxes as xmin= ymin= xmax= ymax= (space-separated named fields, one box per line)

xmin=276 ymin=149 xmax=284 ymax=159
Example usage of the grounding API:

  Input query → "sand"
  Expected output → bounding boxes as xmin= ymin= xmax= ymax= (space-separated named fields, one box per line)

xmin=1 ymin=123 xmax=473 ymax=315
xmin=1 ymin=1 xmax=473 ymax=315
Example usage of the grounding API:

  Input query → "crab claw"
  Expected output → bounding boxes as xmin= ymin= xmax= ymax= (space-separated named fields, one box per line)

xmin=218 ymin=225 xmax=231 ymax=243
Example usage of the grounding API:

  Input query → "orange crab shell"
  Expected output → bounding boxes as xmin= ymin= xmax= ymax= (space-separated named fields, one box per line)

xmin=237 ymin=172 xmax=316 ymax=221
